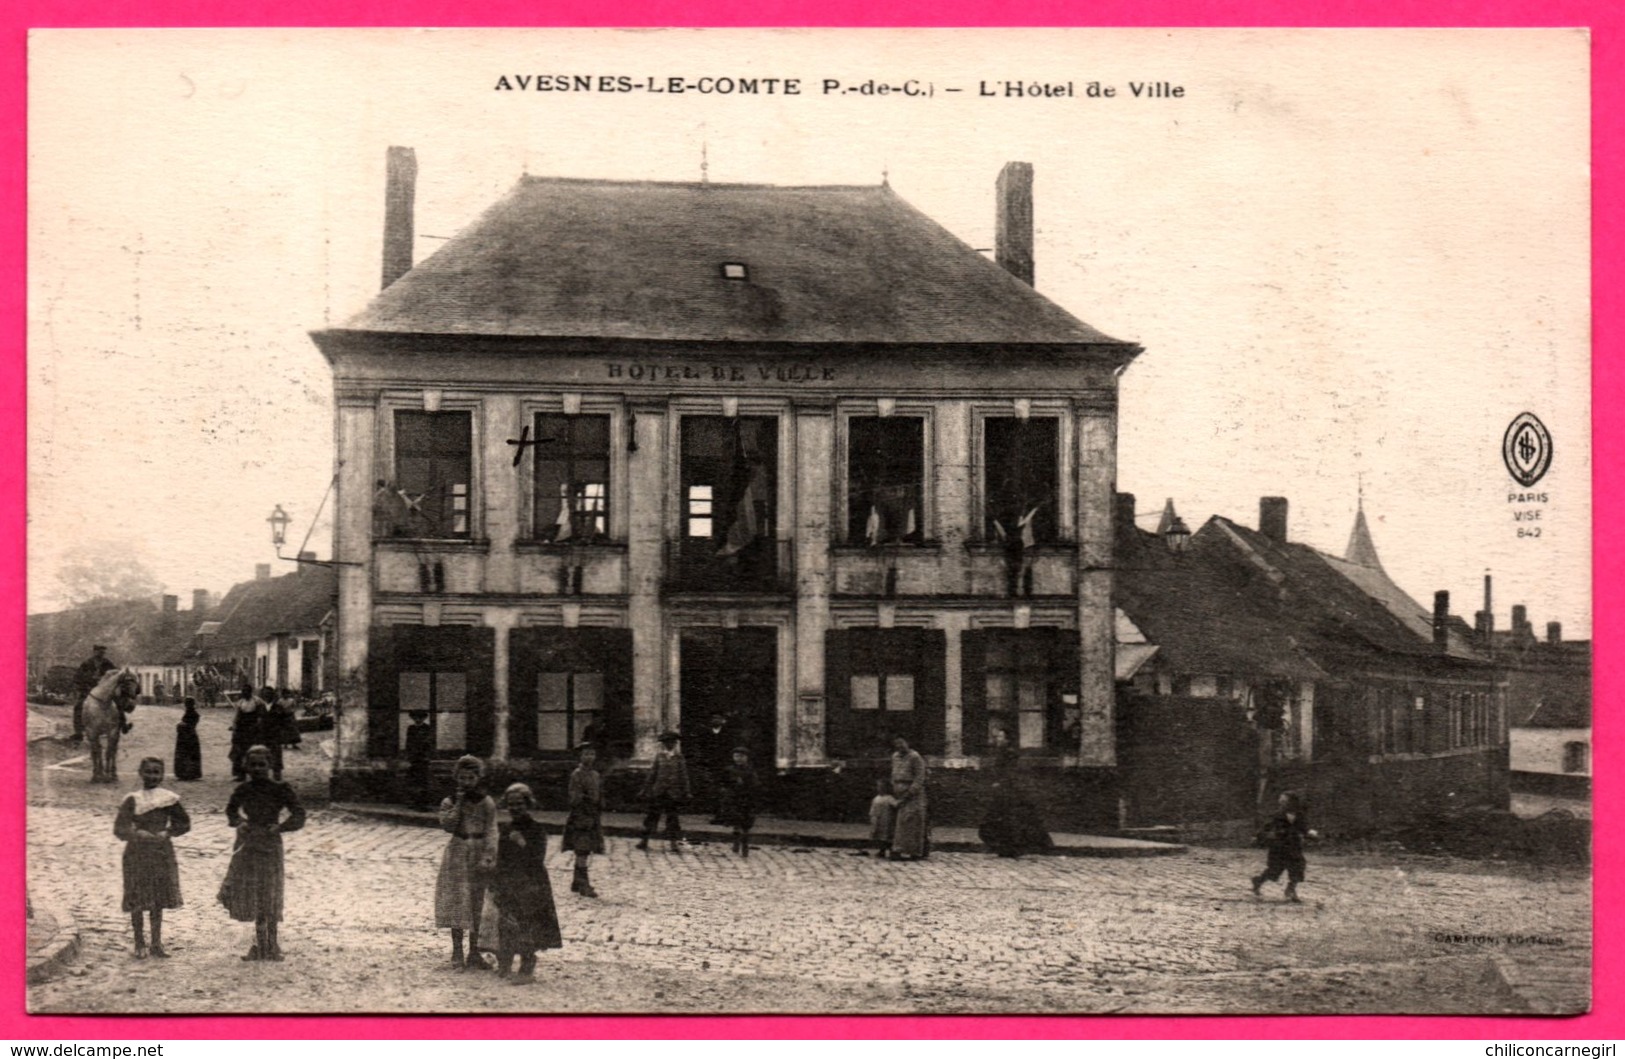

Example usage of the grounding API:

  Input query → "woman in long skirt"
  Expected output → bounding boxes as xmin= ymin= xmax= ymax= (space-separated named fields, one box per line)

xmin=889 ymin=735 xmax=931 ymax=861
xmin=172 ymin=699 xmax=203 ymax=782
xmin=977 ymin=726 xmax=1053 ymax=858
xmin=218 ymin=745 xmax=306 ymax=960
xmin=483 ymin=783 xmax=563 ymax=983
xmin=115 ymin=757 xmax=190 ymax=958
xmin=435 ymin=754 xmax=498 ymax=970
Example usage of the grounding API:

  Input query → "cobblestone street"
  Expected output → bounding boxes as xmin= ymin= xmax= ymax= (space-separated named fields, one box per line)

xmin=27 ymin=706 xmax=1590 ymax=1015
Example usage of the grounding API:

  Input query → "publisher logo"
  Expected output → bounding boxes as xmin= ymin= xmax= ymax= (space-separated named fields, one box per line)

xmin=1502 ymin=412 xmax=1553 ymax=488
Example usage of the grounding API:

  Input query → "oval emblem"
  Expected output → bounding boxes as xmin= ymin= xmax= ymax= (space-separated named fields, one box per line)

xmin=1502 ymin=412 xmax=1554 ymax=488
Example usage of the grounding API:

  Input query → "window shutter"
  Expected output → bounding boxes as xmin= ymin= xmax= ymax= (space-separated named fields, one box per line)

xmin=588 ymin=628 xmax=635 ymax=752
xmin=823 ymin=630 xmax=855 ymax=759
xmin=961 ymin=630 xmax=988 ymax=756
xmin=915 ymin=629 xmax=948 ymax=756
xmin=366 ymin=626 xmax=400 ymax=758
xmin=465 ymin=627 xmax=497 ymax=756
xmin=507 ymin=628 xmax=541 ymax=757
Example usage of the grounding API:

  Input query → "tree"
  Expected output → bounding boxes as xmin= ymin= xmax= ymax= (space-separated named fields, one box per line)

xmin=53 ymin=539 xmax=164 ymax=607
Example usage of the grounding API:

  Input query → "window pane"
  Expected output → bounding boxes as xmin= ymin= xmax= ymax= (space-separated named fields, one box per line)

xmin=538 ymin=673 xmax=569 ymax=711
xmin=1017 ymin=676 xmax=1046 ymax=711
xmin=575 ymin=710 xmax=599 ymax=745
xmin=538 ymin=713 xmax=569 ymax=751
xmin=986 ymin=674 xmax=1015 ymax=711
xmin=1018 ymin=709 xmax=1045 ymax=748
xmin=437 ymin=672 xmax=467 ymax=711
xmin=399 ymin=672 xmax=431 ymax=711
xmin=986 ymin=638 xmax=1013 ymax=669
xmin=985 ymin=417 xmax=1058 ymax=542
xmin=574 ymin=415 xmax=610 ymax=455
xmin=848 ymin=417 xmax=925 ymax=542
xmin=886 ymin=675 xmax=915 ymax=711
xmin=536 ymin=414 xmax=571 ymax=448
xmin=851 ymin=675 xmax=880 ymax=710
xmin=689 ymin=517 xmax=712 ymax=538
xmin=435 ymin=711 xmax=467 ymax=750
xmin=574 ymin=672 xmax=604 ymax=711
xmin=692 ymin=485 xmax=713 ymax=500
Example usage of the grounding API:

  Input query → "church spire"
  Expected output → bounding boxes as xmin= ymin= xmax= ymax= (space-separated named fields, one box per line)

xmin=1344 ymin=501 xmax=1385 ymax=571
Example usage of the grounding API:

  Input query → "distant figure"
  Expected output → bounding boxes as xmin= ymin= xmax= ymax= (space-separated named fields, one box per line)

xmin=402 ymin=710 xmax=434 ymax=810
xmin=563 ymin=745 xmax=605 ymax=898
xmin=219 ymin=745 xmax=306 ymax=960
xmin=229 ymin=685 xmax=263 ymax=781
xmin=977 ymin=726 xmax=1053 ymax=859
xmin=173 ymin=699 xmax=203 ymax=781
xmin=636 ymin=730 xmax=691 ymax=853
xmin=260 ymin=687 xmax=287 ymax=780
xmin=717 ymin=747 xmax=759 ymax=858
xmin=888 ymin=735 xmax=930 ymax=861
xmin=1252 ymin=791 xmax=1320 ymax=904
xmin=481 ymin=783 xmax=563 ymax=983
xmin=864 ymin=776 xmax=898 ymax=859
xmin=73 ymin=645 xmax=117 ymax=742
xmin=115 ymin=757 xmax=190 ymax=959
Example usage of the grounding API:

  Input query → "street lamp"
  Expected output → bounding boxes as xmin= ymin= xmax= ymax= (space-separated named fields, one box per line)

xmin=268 ymin=505 xmax=291 ymax=550
xmin=1164 ymin=516 xmax=1192 ymax=554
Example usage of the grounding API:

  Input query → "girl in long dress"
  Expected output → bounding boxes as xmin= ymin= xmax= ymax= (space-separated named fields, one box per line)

xmin=435 ymin=754 xmax=498 ymax=970
xmin=218 ymin=745 xmax=306 ymax=960
xmin=115 ymin=757 xmax=190 ymax=958
xmin=483 ymin=783 xmax=563 ymax=983
xmin=977 ymin=726 xmax=1053 ymax=858
xmin=172 ymin=699 xmax=203 ymax=781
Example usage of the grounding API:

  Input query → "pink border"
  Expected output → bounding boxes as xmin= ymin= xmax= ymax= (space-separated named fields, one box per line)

xmin=5 ymin=2 xmax=1614 ymax=1041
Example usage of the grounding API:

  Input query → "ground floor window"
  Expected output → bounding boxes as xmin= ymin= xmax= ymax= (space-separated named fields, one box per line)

xmin=367 ymin=625 xmax=495 ymax=758
xmin=508 ymin=628 xmax=633 ymax=759
xmin=825 ymin=628 xmax=945 ymax=757
xmin=960 ymin=628 xmax=1078 ymax=755
xmin=1563 ymin=740 xmax=1589 ymax=773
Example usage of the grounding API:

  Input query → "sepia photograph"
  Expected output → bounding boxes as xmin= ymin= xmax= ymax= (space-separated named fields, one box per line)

xmin=25 ymin=28 xmax=1590 ymax=1015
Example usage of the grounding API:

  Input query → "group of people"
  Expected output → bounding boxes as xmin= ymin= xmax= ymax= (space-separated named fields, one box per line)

xmin=114 ymin=746 xmax=305 ymax=961
xmin=229 ymin=685 xmax=303 ymax=782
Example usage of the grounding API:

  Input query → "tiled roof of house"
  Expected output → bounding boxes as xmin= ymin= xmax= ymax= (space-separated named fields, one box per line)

xmin=209 ymin=568 xmax=336 ymax=648
xmin=1521 ymin=695 xmax=1591 ymax=729
xmin=328 ymin=177 xmax=1132 ymax=347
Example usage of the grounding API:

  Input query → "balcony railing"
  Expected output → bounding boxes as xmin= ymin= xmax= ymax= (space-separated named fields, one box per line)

xmin=665 ymin=538 xmax=794 ymax=595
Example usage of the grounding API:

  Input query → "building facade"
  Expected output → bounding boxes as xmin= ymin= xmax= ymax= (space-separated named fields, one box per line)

xmin=313 ymin=151 xmax=1141 ymax=808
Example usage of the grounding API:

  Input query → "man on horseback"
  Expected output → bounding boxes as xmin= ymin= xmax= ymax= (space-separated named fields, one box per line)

xmin=73 ymin=645 xmax=117 ymax=743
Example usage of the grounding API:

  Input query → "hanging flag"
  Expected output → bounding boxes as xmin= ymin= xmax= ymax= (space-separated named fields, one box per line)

xmin=993 ymin=519 xmax=1008 ymax=543
xmin=866 ymin=505 xmax=883 ymax=547
xmin=718 ymin=467 xmax=764 ymax=557
xmin=553 ymin=483 xmax=574 ymax=542
xmin=1019 ymin=505 xmax=1039 ymax=549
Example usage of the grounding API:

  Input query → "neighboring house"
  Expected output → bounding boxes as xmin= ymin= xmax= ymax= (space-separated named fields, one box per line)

xmin=311 ymin=148 xmax=1143 ymax=818
xmin=199 ymin=563 xmax=337 ymax=697
xmin=1503 ymin=616 xmax=1591 ymax=814
xmin=1114 ymin=495 xmax=1508 ymax=831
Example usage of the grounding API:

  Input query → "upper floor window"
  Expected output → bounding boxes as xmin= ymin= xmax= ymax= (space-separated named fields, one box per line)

xmin=1563 ymin=740 xmax=1589 ymax=774
xmin=534 ymin=413 xmax=610 ymax=542
xmin=984 ymin=417 xmax=1058 ymax=544
xmin=393 ymin=411 xmax=472 ymax=538
xmin=848 ymin=416 xmax=924 ymax=545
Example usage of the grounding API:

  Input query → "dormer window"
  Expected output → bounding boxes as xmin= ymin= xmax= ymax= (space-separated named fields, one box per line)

xmin=720 ymin=262 xmax=748 ymax=280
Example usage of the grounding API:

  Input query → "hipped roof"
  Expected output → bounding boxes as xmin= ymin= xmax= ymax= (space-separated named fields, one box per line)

xmin=329 ymin=177 xmax=1132 ymax=348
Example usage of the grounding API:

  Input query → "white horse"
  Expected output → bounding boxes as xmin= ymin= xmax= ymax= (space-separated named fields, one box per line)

xmin=82 ymin=668 xmax=138 ymax=783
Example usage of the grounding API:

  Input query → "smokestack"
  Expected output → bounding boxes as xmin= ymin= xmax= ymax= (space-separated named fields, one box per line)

xmin=1483 ymin=574 xmax=1494 ymax=640
xmin=1512 ymin=604 xmax=1528 ymax=637
xmin=1115 ymin=492 xmax=1137 ymax=531
xmin=255 ymin=563 xmax=272 ymax=582
xmin=995 ymin=162 xmax=1034 ymax=287
xmin=1433 ymin=591 xmax=1450 ymax=648
xmin=162 ymin=594 xmax=178 ymax=614
xmin=1259 ymin=497 xmax=1289 ymax=543
xmin=193 ymin=589 xmax=209 ymax=614
xmin=1547 ymin=621 xmax=1562 ymax=645
xmin=382 ymin=146 xmax=418 ymax=290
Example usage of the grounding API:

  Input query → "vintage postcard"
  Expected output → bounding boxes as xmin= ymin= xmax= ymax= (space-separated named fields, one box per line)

xmin=26 ymin=28 xmax=1590 ymax=1014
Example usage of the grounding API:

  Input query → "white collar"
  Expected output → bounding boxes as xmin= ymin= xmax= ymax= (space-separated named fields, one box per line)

xmin=129 ymin=787 xmax=180 ymax=815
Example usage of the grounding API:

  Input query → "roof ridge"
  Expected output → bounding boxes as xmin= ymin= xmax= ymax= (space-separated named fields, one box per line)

xmin=517 ymin=174 xmax=889 ymax=192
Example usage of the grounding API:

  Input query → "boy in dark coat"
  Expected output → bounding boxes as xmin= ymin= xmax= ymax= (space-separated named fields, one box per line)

xmin=636 ymin=730 xmax=691 ymax=852
xmin=1252 ymin=791 xmax=1319 ymax=903
xmin=717 ymin=747 xmax=759 ymax=857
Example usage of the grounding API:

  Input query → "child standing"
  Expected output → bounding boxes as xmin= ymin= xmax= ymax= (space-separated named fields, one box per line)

xmin=435 ymin=754 xmax=498 ymax=970
xmin=115 ymin=757 xmax=190 ymax=958
xmin=484 ymin=783 xmax=563 ymax=983
xmin=402 ymin=711 xmax=434 ymax=811
xmin=717 ymin=747 xmax=759 ymax=858
xmin=218 ymin=745 xmax=306 ymax=960
xmin=563 ymin=745 xmax=605 ymax=897
xmin=636 ymin=730 xmax=691 ymax=852
xmin=866 ymin=776 xmax=898 ymax=858
xmin=172 ymin=699 xmax=202 ymax=782
xmin=1252 ymin=791 xmax=1319 ymax=903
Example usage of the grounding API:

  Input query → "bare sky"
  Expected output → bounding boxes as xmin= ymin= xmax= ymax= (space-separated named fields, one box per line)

xmin=28 ymin=28 xmax=1591 ymax=634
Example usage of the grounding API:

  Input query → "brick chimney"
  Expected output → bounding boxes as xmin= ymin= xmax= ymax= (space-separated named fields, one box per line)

xmin=1115 ymin=492 xmax=1137 ymax=531
xmin=255 ymin=563 xmax=272 ymax=581
xmin=162 ymin=594 xmax=178 ymax=614
xmin=193 ymin=588 xmax=209 ymax=614
xmin=1259 ymin=497 xmax=1289 ymax=543
xmin=995 ymin=162 xmax=1034 ymax=287
xmin=298 ymin=551 xmax=317 ymax=571
xmin=1433 ymin=591 xmax=1450 ymax=648
xmin=1547 ymin=621 xmax=1562 ymax=644
xmin=382 ymin=146 xmax=418 ymax=290
xmin=1512 ymin=604 xmax=1529 ymax=638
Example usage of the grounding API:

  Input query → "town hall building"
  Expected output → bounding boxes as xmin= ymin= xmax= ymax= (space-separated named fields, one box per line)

xmin=312 ymin=149 xmax=1142 ymax=815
